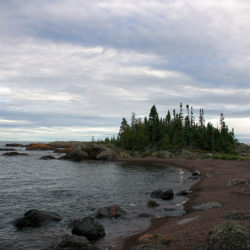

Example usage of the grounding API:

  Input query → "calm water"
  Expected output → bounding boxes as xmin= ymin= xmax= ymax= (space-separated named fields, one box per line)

xmin=0 ymin=142 xmax=195 ymax=249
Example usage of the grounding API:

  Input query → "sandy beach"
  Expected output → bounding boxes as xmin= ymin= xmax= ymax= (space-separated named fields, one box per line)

xmin=120 ymin=157 xmax=250 ymax=250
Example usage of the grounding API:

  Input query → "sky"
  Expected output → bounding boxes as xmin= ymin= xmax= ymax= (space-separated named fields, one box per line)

xmin=0 ymin=0 xmax=250 ymax=143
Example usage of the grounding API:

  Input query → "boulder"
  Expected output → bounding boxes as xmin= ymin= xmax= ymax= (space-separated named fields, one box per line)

xmin=136 ymin=234 xmax=171 ymax=250
xmin=95 ymin=205 xmax=126 ymax=218
xmin=96 ymin=149 xmax=116 ymax=161
xmin=203 ymin=221 xmax=250 ymax=250
xmin=147 ymin=200 xmax=160 ymax=207
xmin=179 ymin=149 xmax=195 ymax=159
xmin=3 ymin=152 xmax=29 ymax=156
xmin=192 ymin=170 xmax=201 ymax=176
xmin=43 ymin=234 xmax=100 ymax=250
xmin=234 ymin=143 xmax=250 ymax=156
xmin=54 ymin=148 xmax=72 ymax=153
xmin=193 ymin=202 xmax=222 ymax=211
xmin=14 ymin=209 xmax=61 ymax=229
xmin=228 ymin=179 xmax=249 ymax=186
xmin=156 ymin=151 xmax=173 ymax=159
xmin=65 ymin=144 xmax=89 ymax=161
xmin=72 ymin=216 xmax=105 ymax=241
xmin=26 ymin=143 xmax=55 ymax=151
xmin=64 ymin=143 xmax=117 ymax=162
xmin=151 ymin=189 xmax=174 ymax=200
xmin=40 ymin=155 xmax=56 ymax=160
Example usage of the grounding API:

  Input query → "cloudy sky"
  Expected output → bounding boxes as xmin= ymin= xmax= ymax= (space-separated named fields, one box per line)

xmin=0 ymin=0 xmax=250 ymax=142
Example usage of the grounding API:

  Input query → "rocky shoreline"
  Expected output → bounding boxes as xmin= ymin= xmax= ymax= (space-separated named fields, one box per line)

xmin=2 ymin=141 xmax=250 ymax=249
xmin=120 ymin=157 xmax=250 ymax=250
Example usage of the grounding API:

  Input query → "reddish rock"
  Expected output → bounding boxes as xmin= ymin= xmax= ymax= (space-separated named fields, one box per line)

xmin=26 ymin=143 xmax=55 ymax=151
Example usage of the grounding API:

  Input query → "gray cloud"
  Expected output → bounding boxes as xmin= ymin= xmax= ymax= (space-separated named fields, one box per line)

xmin=0 ymin=0 xmax=250 ymax=142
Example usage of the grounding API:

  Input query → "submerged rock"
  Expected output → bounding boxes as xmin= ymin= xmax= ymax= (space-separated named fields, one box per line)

xmin=203 ymin=221 xmax=250 ymax=250
xmin=136 ymin=234 xmax=171 ymax=250
xmin=193 ymin=202 xmax=222 ymax=211
xmin=151 ymin=189 xmax=174 ymax=200
xmin=14 ymin=209 xmax=61 ymax=229
xmin=39 ymin=155 xmax=56 ymax=160
xmin=0 ymin=148 xmax=17 ymax=151
xmin=3 ymin=152 xmax=29 ymax=156
xmin=147 ymin=200 xmax=160 ymax=207
xmin=5 ymin=143 xmax=26 ymax=147
xmin=137 ymin=213 xmax=153 ymax=218
xmin=177 ymin=216 xmax=200 ymax=225
xmin=43 ymin=234 xmax=100 ymax=250
xmin=95 ymin=205 xmax=126 ymax=218
xmin=72 ymin=216 xmax=105 ymax=241
xmin=176 ymin=190 xmax=192 ymax=196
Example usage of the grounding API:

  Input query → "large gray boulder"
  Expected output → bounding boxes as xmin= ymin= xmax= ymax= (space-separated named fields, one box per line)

xmin=96 ymin=149 xmax=117 ymax=161
xmin=179 ymin=149 xmax=195 ymax=159
xmin=72 ymin=216 xmax=105 ymax=241
xmin=234 ymin=143 xmax=250 ymax=156
xmin=43 ymin=234 xmax=100 ymax=250
xmin=156 ymin=150 xmax=173 ymax=159
xmin=14 ymin=209 xmax=61 ymax=229
xmin=203 ymin=221 xmax=250 ymax=250
xmin=63 ymin=143 xmax=117 ymax=162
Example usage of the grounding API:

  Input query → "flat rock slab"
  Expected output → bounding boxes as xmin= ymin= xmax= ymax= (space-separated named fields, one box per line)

xmin=178 ymin=216 xmax=201 ymax=225
xmin=225 ymin=210 xmax=250 ymax=220
xmin=228 ymin=179 xmax=249 ymax=186
xmin=3 ymin=152 xmax=29 ymax=156
xmin=164 ymin=208 xmax=186 ymax=217
xmin=193 ymin=202 xmax=222 ymax=211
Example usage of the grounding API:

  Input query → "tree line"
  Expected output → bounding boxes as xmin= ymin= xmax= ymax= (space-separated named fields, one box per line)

xmin=105 ymin=103 xmax=237 ymax=153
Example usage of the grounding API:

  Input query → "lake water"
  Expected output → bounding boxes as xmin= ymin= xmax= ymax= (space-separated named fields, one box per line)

xmin=0 ymin=142 xmax=195 ymax=249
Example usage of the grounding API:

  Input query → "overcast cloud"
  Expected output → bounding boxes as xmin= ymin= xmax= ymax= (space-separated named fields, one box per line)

xmin=0 ymin=0 xmax=250 ymax=142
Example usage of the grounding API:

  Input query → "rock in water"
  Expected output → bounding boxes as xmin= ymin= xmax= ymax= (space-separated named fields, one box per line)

xmin=203 ymin=221 xmax=250 ymax=250
xmin=193 ymin=202 xmax=222 ymax=211
xmin=72 ymin=216 xmax=105 ymax=241
xmin=147 ymin=200 xmax=160 ymax=207
xmin=3 ymin=152 xmax=29 ymax=156
xmin=95 ymin=205 xmax=126 ymax=218
xmin=192 ymin=170 xmax=201 ymax=176
xmin=43 ymin=234 xmax=100 ymax=250
xmin=39 ymin=155 xmax=56 ymax=160
xmin=151 ymin=189 xmax=174 ymax=200
xmin=14 ymin=209 xmax=61 ymax=229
